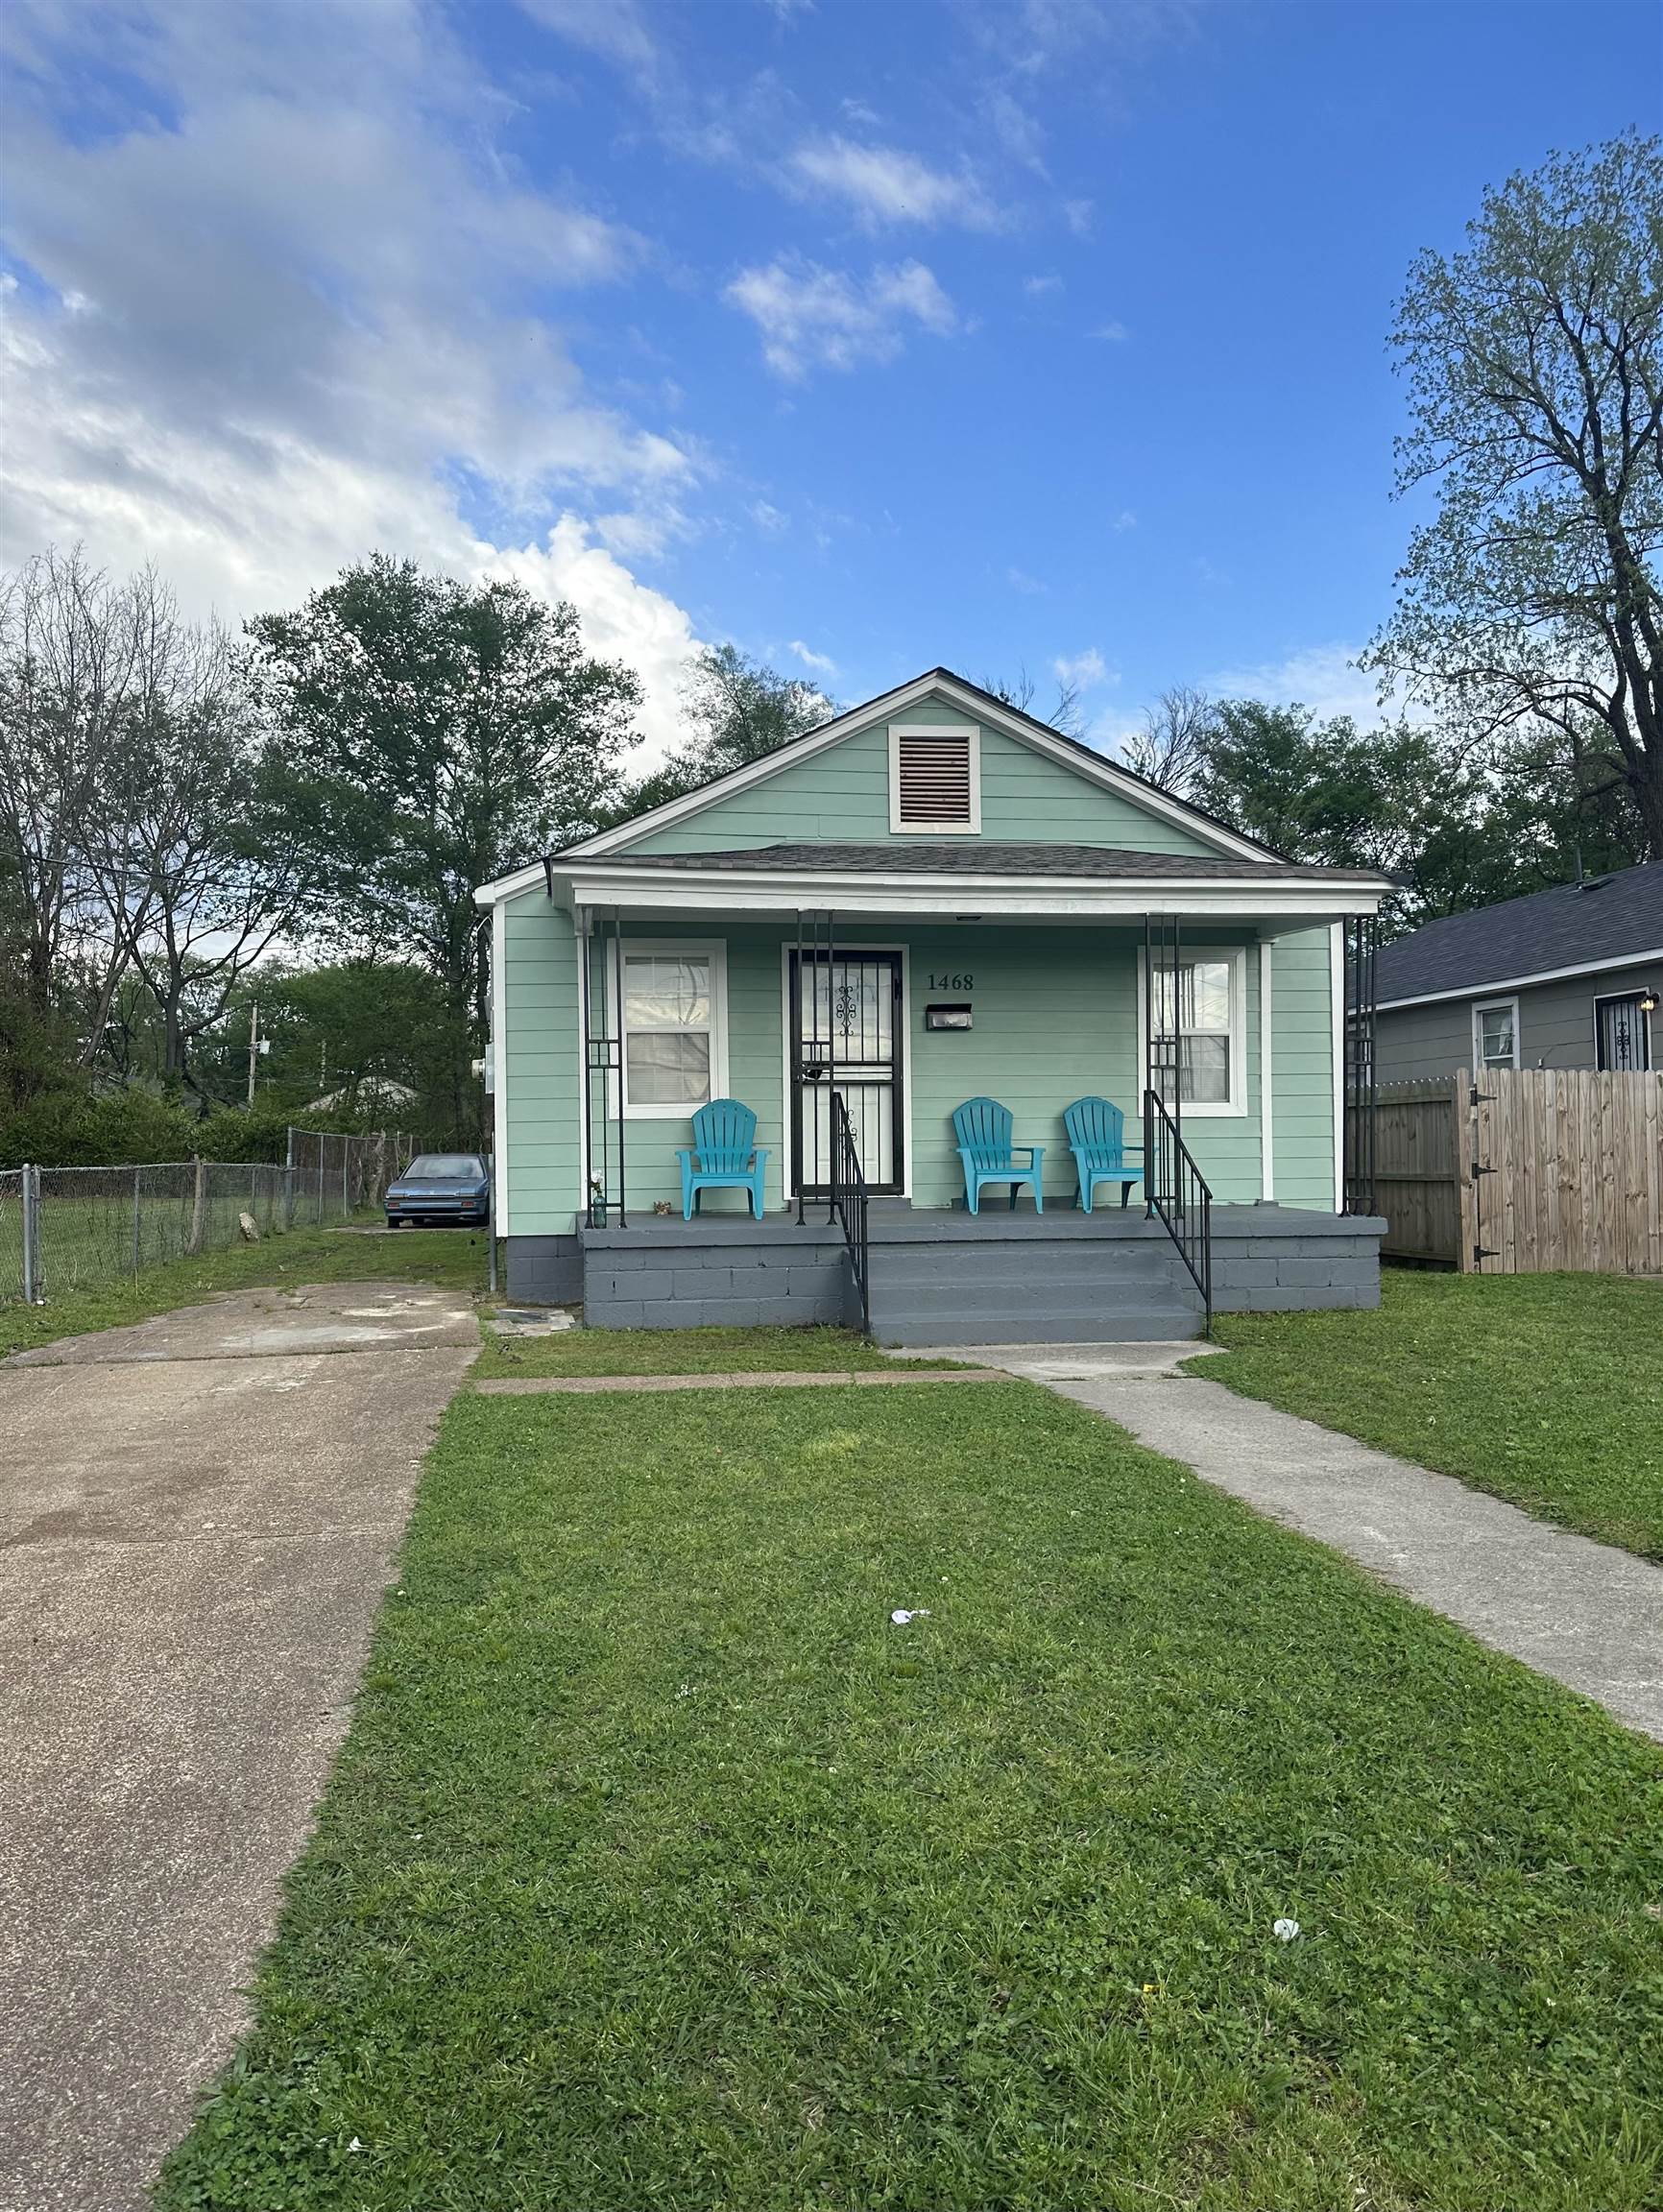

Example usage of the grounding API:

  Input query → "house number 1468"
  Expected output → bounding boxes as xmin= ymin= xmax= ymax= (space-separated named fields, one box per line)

xmin=928 ymin=972 xmax=974 ymax=990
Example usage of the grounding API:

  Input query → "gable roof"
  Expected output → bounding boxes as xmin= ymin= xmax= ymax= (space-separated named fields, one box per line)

xmin=560 ymin=666 xmax=1277 ymax=868
xmin=591 ymin=840 xmax=1381 ymax=886
xmin=1375 ymin=860 xmax=1663 ymax=1009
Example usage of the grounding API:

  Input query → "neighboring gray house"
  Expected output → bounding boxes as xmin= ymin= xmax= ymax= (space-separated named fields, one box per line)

xmin=1374 ymin=860 xmax=1662 ymax=1081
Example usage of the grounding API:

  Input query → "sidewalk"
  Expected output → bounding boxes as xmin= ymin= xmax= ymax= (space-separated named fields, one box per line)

xmin=892 ymin=1340 xmax=1663 ymax=1744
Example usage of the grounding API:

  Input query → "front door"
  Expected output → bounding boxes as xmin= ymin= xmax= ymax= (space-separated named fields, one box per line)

xmin=1596 ymin=993 xmax=1652 ymax=1070
xmin=789 ymin=950 xmax=904 ymax=1195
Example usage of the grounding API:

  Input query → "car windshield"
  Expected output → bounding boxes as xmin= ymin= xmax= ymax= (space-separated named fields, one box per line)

xmin=404 ymin=1154 xmax=485 ymax=1179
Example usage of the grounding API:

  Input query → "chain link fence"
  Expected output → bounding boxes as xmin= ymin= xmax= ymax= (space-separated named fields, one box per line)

xmin=2 ymin=1127 xmax=420 ymax=1307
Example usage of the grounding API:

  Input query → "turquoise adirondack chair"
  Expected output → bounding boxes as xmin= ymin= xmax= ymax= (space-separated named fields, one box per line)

xmin=678 ymin=1098 xmax=769 ymax=1220
xmin=952 ymin=1096 xmax=1045 ymax=1214
xmin=1064 ymin=1094 xmax=1145 ymax=1212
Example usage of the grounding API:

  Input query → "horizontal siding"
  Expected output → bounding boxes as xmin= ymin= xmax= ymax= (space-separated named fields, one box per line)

xmin=1377 ymin=959 xmax=1659 ymax=1079
xmin=501 ymin=891 xmax=582 ymax=1236
xmin=625 ymin=692 xmax=1222 ymax=858
xmin=1270 ymin=926 xmax=1335 ymax=1209
xmin=498 ymin=917 xmax=1353 ymax=1226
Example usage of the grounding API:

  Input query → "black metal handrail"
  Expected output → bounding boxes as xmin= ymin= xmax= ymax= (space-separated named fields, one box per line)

xmin=1144 ymin=1087 xmax=1214 ymax=1330
xmin=828 ymin=1090 xmax=871 ymax=1333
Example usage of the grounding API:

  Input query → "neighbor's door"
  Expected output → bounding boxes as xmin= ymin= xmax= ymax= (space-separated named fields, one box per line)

xmin=1596 ymin=993 xmax=1651 ymax=1071
xmin=789 ymin=950 xmax=904 ymax=1195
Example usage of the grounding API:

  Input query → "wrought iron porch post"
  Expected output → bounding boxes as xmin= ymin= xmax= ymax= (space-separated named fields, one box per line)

xmin=612 ymin=908 xmax=627 ymax=1227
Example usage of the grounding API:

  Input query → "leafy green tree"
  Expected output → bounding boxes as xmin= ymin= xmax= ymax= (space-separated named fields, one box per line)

xmin=1191 ymin=700 xmax=1643 ymax=931
xmin=601 ymin=643 xmax=832 ymax=823
xmin=249 ymin=557 xmax=640 ymax=1134
xmin=1369 ymin=132 xmax=1663 ymax=855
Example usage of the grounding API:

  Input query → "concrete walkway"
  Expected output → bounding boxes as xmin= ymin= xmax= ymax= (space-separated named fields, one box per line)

xmin=0 ymin=1284 xmax=476 ymax=2212
xmin=895 ymin=1339 xmax=1663 ymax=1744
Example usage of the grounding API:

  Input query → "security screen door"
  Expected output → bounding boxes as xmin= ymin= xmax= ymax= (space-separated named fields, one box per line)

xmin=788 ymin=951 xmax=904 ymax=1196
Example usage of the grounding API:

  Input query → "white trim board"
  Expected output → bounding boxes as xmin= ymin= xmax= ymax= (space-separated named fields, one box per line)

xmin=1376 ymin=947 xmax=1663 ymax=1012
xmin=1259 ymin=939 xmax=1275 ymax=1202
xmin=1330 ymin=921 xmax=1345 ymax=1214
xmin=554 ymin=869 xmax=1385 ymax=922
xmin=491 ymin=898 xmax=510 ymax=1235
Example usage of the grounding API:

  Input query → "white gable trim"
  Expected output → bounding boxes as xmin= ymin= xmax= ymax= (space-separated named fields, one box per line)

xmin=548 ymin=670 xmax=1271 ymax=870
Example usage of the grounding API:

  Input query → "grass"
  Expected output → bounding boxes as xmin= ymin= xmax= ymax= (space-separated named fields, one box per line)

xmin=474 ymin=1321 xmax=941 ymax=1379
xmin=158 ymin=1379 xmax=1663 ymax=2211
xmin=0 ymin=1223 xmax=488 ymax=1361
xmin=1202 ymin=1270 xmax=1663 ymax=1562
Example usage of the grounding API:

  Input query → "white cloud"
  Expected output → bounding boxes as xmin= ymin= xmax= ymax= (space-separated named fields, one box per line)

xmin=1006 ymin=565 xmax=1048 ymax=594
xmin=1023 ymin=273 xmax=1063 ymax=298
xmin=1204 ymin=642 xmax=1393 ymax=724
xmin=1111 ymin=508 xmax=1137 ymax=532
xmin=749 ymin=499 xmax=788 ymax=536
xmin=1054 ymin=647 xmax=1110 ymax=688
xmin=723 ymin=254 xmax=958 ymax=379
xmin=0 ymin=0 xmax=705 ymax=767
xmin=785 ymin=136 xmax=1001 ymax=231
xmin=1090 ymin=319 xmax=1129 ymax=343
xmin=788 ymin=638 xmax=837 ymax=674
xmin=515 ymin=0 xmax=661 ymax=77
xmin=1063 ymin=197 xmax=1095 ymax=237
xmin=486 ymin=518 xmax=700 ymax=761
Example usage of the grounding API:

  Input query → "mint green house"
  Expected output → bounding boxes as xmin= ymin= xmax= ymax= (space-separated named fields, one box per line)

xmin=475 ymin=670 xmax=1388 ymax=1341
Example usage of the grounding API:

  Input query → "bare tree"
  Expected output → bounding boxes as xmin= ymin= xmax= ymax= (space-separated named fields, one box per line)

xmin=117 ymin=622 xmax=318 ymax=1092
xmin=1368 ymin=133 xmax=1663 ymax=854
xmin=1121 ymin=685 xmax=1214 ymax=793
xmin=980 ymin=663 xmax=1088 ymax=740
xmin=0 ymin=548 xmax=143 ymax=1022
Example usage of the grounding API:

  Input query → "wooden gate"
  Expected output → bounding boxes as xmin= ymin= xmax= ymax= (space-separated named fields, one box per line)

xmin=1366 ymin=1070 xmax=1663 ymax=1273
xmin=1465 ymin=1068 xmax=1663 ymax=1276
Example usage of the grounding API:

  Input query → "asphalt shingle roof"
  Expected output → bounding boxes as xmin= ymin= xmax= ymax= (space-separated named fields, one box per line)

xmin=1375 ymin=860 xmax=1663 ymax=1005
xmin=580 ymin=840 xmax=1383 ymax=885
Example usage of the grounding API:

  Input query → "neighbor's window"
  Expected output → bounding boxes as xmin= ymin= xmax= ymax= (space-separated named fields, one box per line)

xmin=622 ymin=951 xmax=716 ymax=1111
xmin=1152 ymin=957 xmax=1236 ymax=1107
xmin=1473 ymin=999 xmax=1519 ymax=1071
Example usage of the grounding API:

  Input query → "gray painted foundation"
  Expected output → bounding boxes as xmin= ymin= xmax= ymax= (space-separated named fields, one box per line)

xmin=505 ymin=1204 xmax=1387 ymax=1342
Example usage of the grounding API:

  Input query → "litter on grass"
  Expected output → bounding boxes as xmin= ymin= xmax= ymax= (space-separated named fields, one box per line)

xmin=890 ymin=1607 xmax=931 ymax=1625
xmin=1272 ymin=1918 xmax=1301 ymax=1942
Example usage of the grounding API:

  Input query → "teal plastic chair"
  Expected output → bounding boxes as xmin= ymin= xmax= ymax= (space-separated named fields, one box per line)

xmin=678 ymin=1098 xmax=769 ymax=1220
xmin=952 ymin=1096 xmax=1045 ymax=1214
xmin=1064 ymin=1095 xmax=1144 ymax=1211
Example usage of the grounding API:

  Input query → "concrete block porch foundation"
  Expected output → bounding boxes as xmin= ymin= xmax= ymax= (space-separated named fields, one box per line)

xmin=506 ymin=1204 xmax=1387 ymax=1345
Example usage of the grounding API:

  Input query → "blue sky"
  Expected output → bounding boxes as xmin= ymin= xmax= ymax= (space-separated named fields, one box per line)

xmin=1 ymin=0 xmax=1655 ymax=764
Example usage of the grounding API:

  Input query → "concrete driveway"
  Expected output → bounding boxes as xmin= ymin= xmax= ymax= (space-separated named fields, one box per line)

xmin=0 ymin=1283 xmax=476 ymax=2212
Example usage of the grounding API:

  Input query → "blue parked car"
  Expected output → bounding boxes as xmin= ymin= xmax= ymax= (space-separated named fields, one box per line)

xmin=386 ymin=1152 xmax=491 ymax=1228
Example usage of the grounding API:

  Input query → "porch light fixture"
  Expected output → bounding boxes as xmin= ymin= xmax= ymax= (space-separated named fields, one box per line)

xmin=1641 ymin=987 xmax=1659 ymax=1016
xmin=926 ymin=1003 xmax=974 ymax=1031
xmin=954 ymin=913 xmax=982 ymax=922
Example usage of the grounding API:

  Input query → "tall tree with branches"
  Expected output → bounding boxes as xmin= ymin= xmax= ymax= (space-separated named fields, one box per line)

xmin=1369 ymin=132 xmax=1663 ymax=854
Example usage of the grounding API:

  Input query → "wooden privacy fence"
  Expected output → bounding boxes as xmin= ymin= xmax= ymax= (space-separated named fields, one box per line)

xmin=1367 ymin=1070 xmax=1663 ymax=1275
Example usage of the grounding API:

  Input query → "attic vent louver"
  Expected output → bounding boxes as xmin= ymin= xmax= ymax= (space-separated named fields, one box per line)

xmin=890 ymin=724 xmax=979 ymax=833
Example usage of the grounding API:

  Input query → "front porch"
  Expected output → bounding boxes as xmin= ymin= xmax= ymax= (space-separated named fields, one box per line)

xmin=568 ymin=1201 xmax=1386 ymax=1345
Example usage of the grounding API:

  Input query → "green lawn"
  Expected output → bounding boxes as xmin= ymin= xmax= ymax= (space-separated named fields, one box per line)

xmin=475 ymin=1321 xmax=941 ymax=1379
xmin=159 ymin=1379 xmax=1663 ymax=2211
xmin=1203 ymin=1270 xmax=1663 ymax=1562
xmin=0 ymin=1224 xmax=487 ymax=1362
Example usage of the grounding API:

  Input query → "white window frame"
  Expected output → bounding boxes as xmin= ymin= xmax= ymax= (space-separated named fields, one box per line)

xmin=608 ymin=940 xmax=729 ymax=1120
xmin=1472 ymin=995 xmax=1520 ymax=1072
xmin=1136 ymin=943 xmax=1248 ymax=1119
xmin=888 ymin=721 xmax=981 ymax=835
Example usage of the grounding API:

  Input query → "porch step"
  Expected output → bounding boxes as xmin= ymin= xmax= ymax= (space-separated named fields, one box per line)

xmin=864 ymin=1225 xmax=1206 ymax=1345
xmin=872 ymin=1305 xmax=1204 ymax=1347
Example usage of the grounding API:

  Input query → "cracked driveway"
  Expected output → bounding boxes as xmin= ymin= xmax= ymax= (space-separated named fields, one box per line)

xmin=0 ymin=1284 xmax=476 ymax=2212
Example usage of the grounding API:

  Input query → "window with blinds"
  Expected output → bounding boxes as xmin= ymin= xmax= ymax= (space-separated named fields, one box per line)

xmin=889 ymin=724 xmax=980 ymax=832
